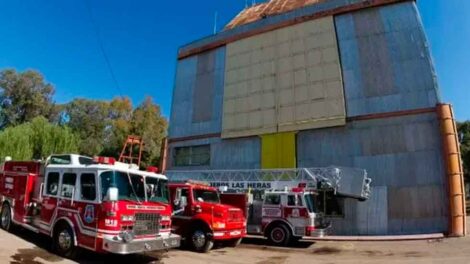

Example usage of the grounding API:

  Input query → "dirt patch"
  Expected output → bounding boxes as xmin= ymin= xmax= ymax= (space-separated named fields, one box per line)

xmin=10 ymin=247 xmax=62 ymax=264
xmin=256 ymin=256 xmax=288 ymax=264
xmin=402 ymin=251 xmax=426 ymax=258
xmin=361 ymin=250 xmax=394 ymax=257
xmin=312 ymin=247 xmax=342 ymax=255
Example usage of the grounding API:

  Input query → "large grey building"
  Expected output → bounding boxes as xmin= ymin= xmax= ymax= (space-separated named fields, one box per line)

xmin=164 ymin=0 xmax=465 ymax=236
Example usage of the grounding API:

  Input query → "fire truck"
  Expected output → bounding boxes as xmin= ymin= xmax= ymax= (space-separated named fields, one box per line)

xmin=0 ymin=154 xmax=180 ymax=258
xmin=166 ymin=167 xmax=371 ymax=246
xmin=168 ymin=181 xmax=246 ymax=252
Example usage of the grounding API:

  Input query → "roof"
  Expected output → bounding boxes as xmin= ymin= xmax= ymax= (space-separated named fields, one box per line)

xmin=225 ymin=0 xmax=326 ymax=30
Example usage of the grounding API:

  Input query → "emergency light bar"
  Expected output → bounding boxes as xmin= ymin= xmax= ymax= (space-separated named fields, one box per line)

xmin=93 ymin=156 xmax=116 ymax=165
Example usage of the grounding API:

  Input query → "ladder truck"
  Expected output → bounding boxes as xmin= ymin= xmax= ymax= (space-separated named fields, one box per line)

xmin=0 ymin=154 xmax=180 ymax=258
xmin=166 ymin=167 xmax=371 ymax=246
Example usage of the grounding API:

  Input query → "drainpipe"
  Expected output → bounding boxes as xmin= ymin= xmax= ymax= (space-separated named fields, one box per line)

xmin=437 ymin=103 xmax=466 ymax=237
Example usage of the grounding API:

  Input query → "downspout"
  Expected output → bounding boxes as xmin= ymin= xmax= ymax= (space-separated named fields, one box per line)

xmin=437 ymin=103 xmax=466 ymax=236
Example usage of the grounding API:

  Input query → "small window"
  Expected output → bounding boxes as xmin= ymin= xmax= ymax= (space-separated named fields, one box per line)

xmin=61 ymin=173 xmax=77 ymax=198
xmin=49 ymin=155 xmax=71 ymax=165
xmin=288 ymin=195 xmax=303 ymax=206
xmin=318 ymin=191 xmax=344 ymax=218
xmin=46 ymin=172 xmax=60 ymax=196
xmin=264 ymin=194 xmax=281 ymax=205
xmin=80 ymin=173 xmax=96 ymax=201
xmin=79 ymin=156 xmax=95 ymax=165
xmin=174 ymin=145 xmax=210 ymax=166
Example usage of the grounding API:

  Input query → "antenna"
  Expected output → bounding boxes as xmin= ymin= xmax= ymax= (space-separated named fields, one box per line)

xmin=213 ymin=11 xmax=218 ymax=35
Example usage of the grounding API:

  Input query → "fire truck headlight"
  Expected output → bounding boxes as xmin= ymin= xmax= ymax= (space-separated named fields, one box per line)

xmin=161 ymin=215 xmax=171 ymax=222
xmin=212 ymin=222 xmax=226 ymax=229
xmin=119 ymin=231 xmax=135 ymax=243
xmin=121 ymin=215 xmax=135 ymax=222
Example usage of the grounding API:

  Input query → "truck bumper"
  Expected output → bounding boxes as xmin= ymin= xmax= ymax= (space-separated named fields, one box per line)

xmin=102 ymin=234 xmax=181 ymax=254
xmin=212 ymin=229 xmax=246 ymax=240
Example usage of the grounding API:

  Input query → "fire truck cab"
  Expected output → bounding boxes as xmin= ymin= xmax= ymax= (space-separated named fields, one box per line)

xmin=245 ymin=187 xmax=329 ymax=246
xmin=169 ymin=181 xmax=246 ymax=252
xmin=0 ymin=154 xmax=180 ymax=258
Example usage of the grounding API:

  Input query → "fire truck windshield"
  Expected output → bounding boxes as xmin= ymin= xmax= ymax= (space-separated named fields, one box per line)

xmin=100 ymin=171 xmax=146 ymax=202
xmin=146 ymin=177 xmax=169 ymax=203
xmin=304 ymin=194 xmax=317 ymax=213
xmin=193 ymin=189 xmax=220 ymax=204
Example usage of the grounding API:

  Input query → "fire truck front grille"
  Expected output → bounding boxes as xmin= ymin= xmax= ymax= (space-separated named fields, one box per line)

xmin=134 ymin=213 xmax=161 ymax=236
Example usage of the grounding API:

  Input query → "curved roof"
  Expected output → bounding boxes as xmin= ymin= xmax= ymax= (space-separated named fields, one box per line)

xmin=225 ymin=0 xmax=325 ymax=30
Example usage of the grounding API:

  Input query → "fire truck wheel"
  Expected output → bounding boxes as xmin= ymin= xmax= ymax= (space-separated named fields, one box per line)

xmin=53 ymin=224 xmax=80 ymax=259
xmin=267 ymin=224 xmax=291 ymax=247
xmin=189 ymin=228 xmax=214 ymax=253
xmin=0 ymin=204 xmax=12 ymax=231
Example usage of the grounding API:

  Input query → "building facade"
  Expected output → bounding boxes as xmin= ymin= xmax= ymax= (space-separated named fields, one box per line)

xmin=165 ymin=0 xmax=465 ymax=236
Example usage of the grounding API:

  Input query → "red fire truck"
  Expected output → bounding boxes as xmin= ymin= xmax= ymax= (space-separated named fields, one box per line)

xmin=0 ymin=154 xmax=180 ymax=258
xmin=168 ymin=181 xmax=246 ymax=252
xmin=166 ymin=167 xmax=371 ymax=247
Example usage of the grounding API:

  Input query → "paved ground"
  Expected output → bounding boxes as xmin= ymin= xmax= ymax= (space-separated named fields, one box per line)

xmin=2 ymin=227 xmax=470 ymax=264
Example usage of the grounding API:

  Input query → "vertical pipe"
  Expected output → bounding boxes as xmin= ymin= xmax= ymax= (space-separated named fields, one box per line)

xmin=160 ymin=138 xmax=169 ymax=174
xmin=437 ymin=104 xmax=466 ymax=237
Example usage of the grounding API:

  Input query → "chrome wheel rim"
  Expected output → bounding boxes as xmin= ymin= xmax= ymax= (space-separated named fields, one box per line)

xmin=1 ymin=207 xmax=10 ymax=228
xmin=192 ymin=230 xmax=206 ymax=249
xmin=271 ymin=227 xmax=285 ymax=243
xmin=58 ymin=230 xmax=72 ymax=251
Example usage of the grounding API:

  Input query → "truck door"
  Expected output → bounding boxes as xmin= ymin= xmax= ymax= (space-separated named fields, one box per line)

xmin=73 ymin=172 xmax=99 ymax=250
xmin=171 ymin=187 xmax=191 ymax=234
xmin=41 ymin=171 xmax=61 ymax=229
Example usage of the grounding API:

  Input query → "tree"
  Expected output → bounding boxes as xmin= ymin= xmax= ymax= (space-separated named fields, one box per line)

xmin=101 ymin=97 xmax=133 ymax=158
xmin=131 ymin=96 xmax=168 ymax=168
xmin=0 ymin=116 xmax=79 ymax=161
xmin=458 ymin=121 xmax=470 ymax=186
xmin=0 ymin=69 xmax=55 ymax=128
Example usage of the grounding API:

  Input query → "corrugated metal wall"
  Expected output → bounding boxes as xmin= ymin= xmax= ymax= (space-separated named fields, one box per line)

xmin=222 ymin=16 xmax=346 ymax=139
xmin=335 ymin=2 xmax=440 ymax=117
xmin=297 ymin=113 xmax=447 ymax=235
xmin=261 ymin=132 xmax=296 ymax=169
xmin=169 ymin=47 xmax=226 ymax=138
xmin=167 ymin=137 xmax=261 ymax=170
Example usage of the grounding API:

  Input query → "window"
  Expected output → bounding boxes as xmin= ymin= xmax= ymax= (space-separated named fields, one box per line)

xmin=46 ymin=172 xmax=60 ymax=196
xmin=79 ymin=156 xmax=95 ymax=165
xmin=287 ymin=194 xmax=303 ymax=206
xmin=193 ymin=189 xmax=220 ymax=204
xmin=80 ymin=173 xmax=96 ymax=201
xmin=174 ymin=145 xmax=210 ymax=166
xmin=317 ymin=191 xmax=344 ymax=218
xmin=264 ymin=194 xmax=281 ymax=205
xmin=146 ymin=177 xmax=169 ymax=203
xmin=49 ymin=155 xmax=71 ymax=165
xmin=61 ymin=173 xmax=77 ymax=198
xmin=100 ymin=171 xmax=146 ymax=202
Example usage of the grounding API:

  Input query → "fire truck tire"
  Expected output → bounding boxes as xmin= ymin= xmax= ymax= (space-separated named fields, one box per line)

xmin=189 ymin=228 xmax=214 ymax=253
xmin=53 ymin=223 xmax=80 ymax=259
xmin=0 ymin=203 xmax=12 ymax=232
xmin=226 ymin=237 xmax=243 ymax=247
xmin=267 ymin=223 xmax=291 ymax=247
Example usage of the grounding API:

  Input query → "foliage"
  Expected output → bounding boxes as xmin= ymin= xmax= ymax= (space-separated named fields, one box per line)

xmin=0 ymin=69 xmax=55 ymax=128
xmin=0 ymin=116 xmax=79 ymax=161
xmin=458 ymin=121 xmax=470 ymax=183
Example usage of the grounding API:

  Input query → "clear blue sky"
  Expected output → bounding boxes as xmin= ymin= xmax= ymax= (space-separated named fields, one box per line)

xmin=0 ymin=0 xmax=468 ymax=120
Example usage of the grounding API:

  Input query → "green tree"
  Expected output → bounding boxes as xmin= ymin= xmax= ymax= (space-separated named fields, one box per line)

xmin=0 ymin=69 xmax=55 ymax=128
xmin=0 ymin=116 xmax=79 ymax=161
xmin=101 ymin=97 xmax=133 ymax=158
xmin=458 ymin=121 xmax=470 ymax=185
xmin=131 ymin=96 xmax=168 ymax=168
xmin=64 ymin=98 xmax=110 ymax=156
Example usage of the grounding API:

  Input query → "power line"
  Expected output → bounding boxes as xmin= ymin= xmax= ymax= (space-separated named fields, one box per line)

xmin=83 ymin=0 xmax=124 ymax=97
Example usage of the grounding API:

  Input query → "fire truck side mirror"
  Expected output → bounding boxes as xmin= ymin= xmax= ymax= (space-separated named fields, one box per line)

xmin=180 ymin=196 xmax=187 ymax=208
xmin=105 ymin=187 xmax=119 ymax=202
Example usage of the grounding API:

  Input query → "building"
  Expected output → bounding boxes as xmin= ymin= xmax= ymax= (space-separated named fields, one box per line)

xmin=165 ymin=0 xmax=465 ymax=236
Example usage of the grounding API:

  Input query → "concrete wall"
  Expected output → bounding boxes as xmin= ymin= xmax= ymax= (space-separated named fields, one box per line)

xmin=297 ymin=113 xmax=447 ymax=235
xmin=169 ymin=47 xmax=226 ymax=138
xmin=223 ymin=16 xmax=346 ymax=138
xmin=335 ymin=2 xmax=440 ymax=117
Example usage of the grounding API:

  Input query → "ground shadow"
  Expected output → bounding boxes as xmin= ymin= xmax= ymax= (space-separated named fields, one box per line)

xmin=240 ymin=236 xmax=315 ymax=249
xmin=7 ymin=227 xmax=165 ymax=264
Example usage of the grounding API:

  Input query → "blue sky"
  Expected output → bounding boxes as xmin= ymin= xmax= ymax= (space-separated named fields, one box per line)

xmin=0 ymin=0 xmax=469 ymax=120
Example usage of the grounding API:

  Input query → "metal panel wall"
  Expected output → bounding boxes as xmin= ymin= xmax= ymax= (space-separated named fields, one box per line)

xmin=335 ymin=2 xmax=440 ymax=117
xmin=222 ymin=16 xmax=346 ymax=138
xmin=167 ymin=136 xmax=261 ymax=170
xmin=169 ymin=47 xmax=226 ymax=138
xmin=261 ymin=132 xmax=296 ymax=169
xmin=297 ymin=113 xmax=447 ymax=235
